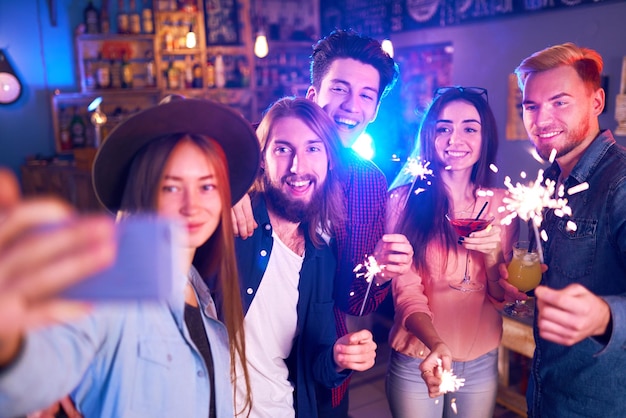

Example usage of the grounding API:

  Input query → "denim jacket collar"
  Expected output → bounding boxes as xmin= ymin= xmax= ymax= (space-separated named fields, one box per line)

xmin=545 ymin=130 xmax=616 ymax=185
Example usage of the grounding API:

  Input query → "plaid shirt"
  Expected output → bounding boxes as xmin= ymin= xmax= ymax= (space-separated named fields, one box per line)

xmin=330 ymin=149 xmax=391 ymax=407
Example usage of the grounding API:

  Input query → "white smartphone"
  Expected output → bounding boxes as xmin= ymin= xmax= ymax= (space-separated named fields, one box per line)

xmin=60 ymin=216 xmax=181 ymax=301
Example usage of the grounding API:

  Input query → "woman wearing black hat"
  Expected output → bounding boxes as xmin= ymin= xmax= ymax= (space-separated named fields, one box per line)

xmin=0 ymin=98 xmax=259 ymax=418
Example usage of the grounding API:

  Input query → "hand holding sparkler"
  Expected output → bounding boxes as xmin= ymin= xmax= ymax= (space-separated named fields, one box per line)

xmin=333 ymin=329 xmax=377 ymax=372
xmin=535 ymin=283 xmax=611 ymax=346
xmin=418 ymin=343 xmax=461 ymax=398
xmin=353 ymin=254 xmax=385 ymax=316
xmin=353 ymin=234 xmax=414 ymax=316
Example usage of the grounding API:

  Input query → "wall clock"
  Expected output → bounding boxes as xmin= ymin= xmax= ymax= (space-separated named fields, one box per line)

xmin=0 ymin=49 xmax=23 ymax=105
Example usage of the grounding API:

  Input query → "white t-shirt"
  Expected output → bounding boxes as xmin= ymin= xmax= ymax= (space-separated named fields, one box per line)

xmin=235 ymin=231 xmax=303 ymax=418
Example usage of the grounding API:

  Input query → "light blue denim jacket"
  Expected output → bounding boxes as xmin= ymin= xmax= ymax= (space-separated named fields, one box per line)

xmin=528 ymin=130 xmax=626 ymax=417
xmin=0 ymin=267 xmax=233 ymax=418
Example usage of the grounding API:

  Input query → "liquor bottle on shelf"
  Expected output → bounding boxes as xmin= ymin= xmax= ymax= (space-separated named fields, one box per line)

xmin=164 ymin=28 xmax=174 ymax=51
xmin=59 ymin=107 xmax=73 ymax=151
xmin=84 ymin=60 xmax=96 ymax=91
xmin=84 ymin=1 xmax=100 ymax=34
xmin=121 ymin=50 xmax=134 ymax=88
xmin=109 ymin=53 xmax=123 ymax=89
xmin=145 ymin=51 xmax=156 ymax=87
xmin=117 ymin=0 xmax=129 ymax=34
xmin=184 ymin=56 xmax=193 ymax=89
xmin=129 ymin=0 xmax=141 ymax=35
xmin=214 ymin=54 xmax=225 ymax=88
xmin=167 ymin=60 xmax=180 ymax=90
xmin=101 ymin=0 xmax=110 ymax=33
xmin=96 ymin=53 xmax=111 ymax=89
xmin=142 ymin=0 xmax=154 ymax=34
xmin=69 ymin=107 xmax=87 ymax=149
xmin=206 ymin=59 xmax=215 ymax=88
xmin=192 ymin=58 xmax=203 ymax=88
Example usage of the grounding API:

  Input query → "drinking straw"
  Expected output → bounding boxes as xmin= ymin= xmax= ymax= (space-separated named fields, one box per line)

xmin=475 ymin=201 xmax=489 ymax=220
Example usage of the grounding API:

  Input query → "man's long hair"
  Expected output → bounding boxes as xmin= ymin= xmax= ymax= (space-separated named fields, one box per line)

xmin=254 ymin=97 xmax=346 ymax=247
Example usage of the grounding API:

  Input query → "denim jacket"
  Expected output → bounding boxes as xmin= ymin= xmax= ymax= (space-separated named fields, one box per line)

xmin=0 ymin=267 xmax=233 ymax=418
xmin=528 ymin=130 xmax=626 ymax=417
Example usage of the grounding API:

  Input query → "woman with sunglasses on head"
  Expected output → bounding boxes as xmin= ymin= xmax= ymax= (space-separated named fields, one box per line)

xmin=0 ymin=97 xmax=256 ymax=418
xmin=385 ymin=87 xmax=519 ymax=418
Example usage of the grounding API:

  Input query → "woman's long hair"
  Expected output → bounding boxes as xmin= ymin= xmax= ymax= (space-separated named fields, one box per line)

xmin=119 ymin=133 xmax=252 ymax=416
xmin=393 ymin=88 xmax=499 ymax=275
xmin=254 ymin=97 xmax=346 ymax=247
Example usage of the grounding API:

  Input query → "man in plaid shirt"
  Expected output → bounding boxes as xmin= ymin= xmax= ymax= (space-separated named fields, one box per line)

xmin=233 ymin=29 xmax=413 ymax=417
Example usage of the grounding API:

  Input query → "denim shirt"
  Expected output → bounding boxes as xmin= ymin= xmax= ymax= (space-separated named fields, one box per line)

xmin=0 ymin=267 xmax=233 ymax=418
xmin=528 ymin=130 xmax=626 ymax=417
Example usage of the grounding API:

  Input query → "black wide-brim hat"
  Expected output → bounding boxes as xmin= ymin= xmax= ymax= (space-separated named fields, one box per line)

xmin=92 ymin=97 xmax=260 ymax=213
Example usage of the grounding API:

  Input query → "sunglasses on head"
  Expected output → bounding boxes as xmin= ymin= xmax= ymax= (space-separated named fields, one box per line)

xmin=433 ymin=86 xmax=488 ymax=102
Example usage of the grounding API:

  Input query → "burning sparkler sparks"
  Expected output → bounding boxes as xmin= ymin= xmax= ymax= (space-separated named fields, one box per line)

xmin=404 ymin=157 xmax=434 ymax=181
xmin=437 ymin=359 xmax=465 ymax=394
xmin=499 ymin=169 xmax=571 ymax=229
xmin=498 ymin=152 xmax=589 ymax=262
xmin=401 ymin=158 xmax=434 ymax=210
xmin=354 ymin=255 xmax=386 ymax=316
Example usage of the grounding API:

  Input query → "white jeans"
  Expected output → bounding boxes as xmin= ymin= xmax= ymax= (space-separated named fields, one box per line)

xmin=385 ymin=348 xmax=499 ymax=418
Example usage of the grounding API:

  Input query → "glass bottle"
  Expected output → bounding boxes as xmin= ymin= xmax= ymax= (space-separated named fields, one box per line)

xmin=95 ymin=53 xmax=111 ymax=89
xmin=129 ymin=0 xmax=141 ymax=34
xmin=141 ymin=0 xmax=154 ymax=34
xmin=109 ymin=52 xmax=123 ymax=89
xmin=145 ymin=50 xmax=156 ymax=87
xmin=117 ymin=0 xmax=129 ymax=34
xmin=69 ymin=107 xmax=87 ymax=149
xmin=121 ymin=50 xmax=134 ymax=88
xmin=167 ymin=61 xmax=180 ymax=90
xmin=84 ymin=1 xmax=100 ymax=34
xmin=100 ymin=0 xmax=111 ymax=34
xmin=214 ymin=54 xmax=225 ymax=88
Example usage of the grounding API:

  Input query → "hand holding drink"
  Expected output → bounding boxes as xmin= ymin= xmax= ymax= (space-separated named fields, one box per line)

xmin=445 ymin=203 xmax=494 ymax=292
xmin=505 ymin=241 xmax=542 ymax=317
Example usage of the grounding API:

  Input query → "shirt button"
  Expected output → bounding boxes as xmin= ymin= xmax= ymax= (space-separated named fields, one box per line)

xmin=260 ymin=250 xmax=267 ymax=257
xmin=349 ymin=291 xmax=355 ymax=297
xmin=264 ymin=224 xmax=271 ymax=231
xmin=167 ymin=354 xmax=172 ymax=362
xmin=247 ymin=288 xmax=253 ymax=295
xmin=197 ymin=370 xmax=205 ymax=378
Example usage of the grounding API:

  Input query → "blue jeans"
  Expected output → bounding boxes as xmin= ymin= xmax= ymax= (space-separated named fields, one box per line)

xmin=386 ymin=349 xmax=498 ymax=418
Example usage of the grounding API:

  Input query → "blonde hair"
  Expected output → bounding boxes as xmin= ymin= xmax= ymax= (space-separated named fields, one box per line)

xmin=515 ymin=42 xmax=603 ymax=92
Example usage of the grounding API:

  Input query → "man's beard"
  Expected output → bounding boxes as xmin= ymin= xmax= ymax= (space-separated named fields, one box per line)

xmin=264 ymin=175 xmax=325 ymax=224
xmin=532 ymin=118 xmax=591 ymax=161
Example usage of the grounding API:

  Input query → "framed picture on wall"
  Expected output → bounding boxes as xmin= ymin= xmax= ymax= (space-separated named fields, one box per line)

xmin=506 ymin=73 xmax=527 ymax=141
xmin=204 ymin=0 xmax=240 ymax=45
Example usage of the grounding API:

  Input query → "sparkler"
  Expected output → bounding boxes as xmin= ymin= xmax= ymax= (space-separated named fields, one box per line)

xmin=401 ymin=157 xmax=434 ymax=210
xmin=437 ymin=358 xmax=465 ymax=394
xmin=354 ymin=255 xmax=386 ymax=316
xmin=499 ymin=166 xmax=588 ymax=263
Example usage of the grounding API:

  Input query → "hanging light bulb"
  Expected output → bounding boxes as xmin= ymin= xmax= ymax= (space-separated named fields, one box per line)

xmin=381 ymin=39 xmax=394 ymax=58
xmin=185 ymin=25 xmax=197 ymax=49
xmin=254 ymin=32 xmax=269 ymax=58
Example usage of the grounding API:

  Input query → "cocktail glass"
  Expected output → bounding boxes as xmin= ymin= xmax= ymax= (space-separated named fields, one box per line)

xmin=445 ymin=211 xmax=495 ymax=292
xmin=504 ymin=241 xmax=542 ymax=317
